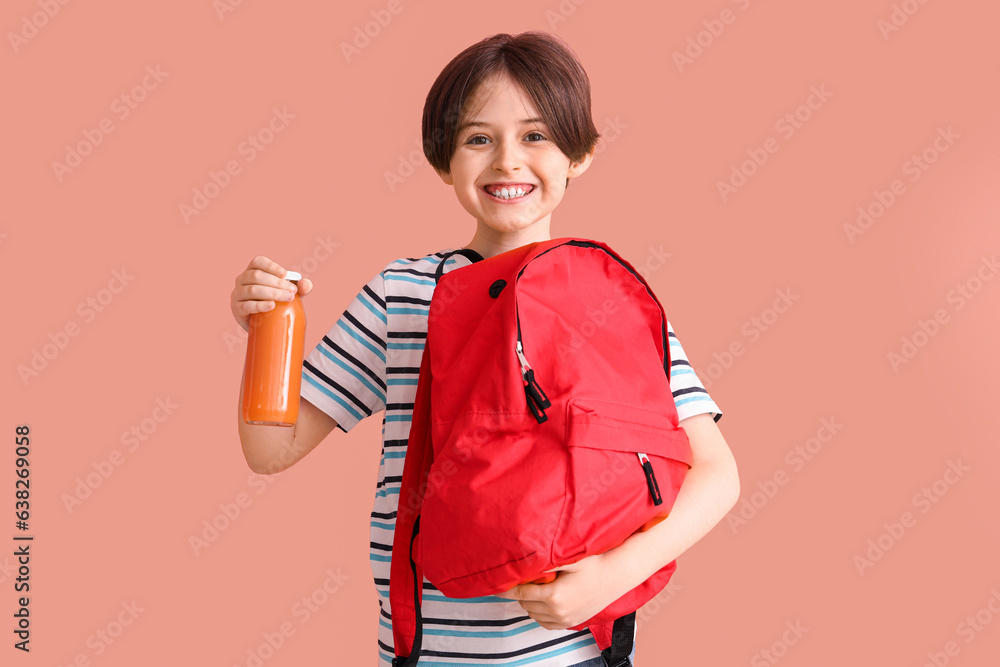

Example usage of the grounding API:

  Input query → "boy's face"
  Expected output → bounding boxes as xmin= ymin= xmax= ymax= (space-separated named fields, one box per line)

xmin=436 ymin=73 xmax=593 ymax=244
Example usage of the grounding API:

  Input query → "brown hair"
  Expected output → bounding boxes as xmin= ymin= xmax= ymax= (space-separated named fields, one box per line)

xmin=422 ymin=31 xmax=600 ymax=176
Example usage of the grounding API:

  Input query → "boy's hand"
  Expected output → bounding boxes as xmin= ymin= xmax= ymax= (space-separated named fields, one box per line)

xmin=495 ymin=552 xmax=618 ymax=630
xmin=231 ymin=255 xmax=314 ymax=333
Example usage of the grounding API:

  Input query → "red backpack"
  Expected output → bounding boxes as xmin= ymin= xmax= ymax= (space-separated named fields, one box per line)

xmin=390 ymin=238 xmax=693 ymax=667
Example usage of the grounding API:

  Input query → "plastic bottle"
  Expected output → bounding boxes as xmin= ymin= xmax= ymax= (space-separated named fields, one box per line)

xmin=242 ymin=271 xmax=305 ymax=426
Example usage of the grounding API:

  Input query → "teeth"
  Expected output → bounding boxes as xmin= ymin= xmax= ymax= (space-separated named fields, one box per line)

xmin=489 ymin=186 xmax=528 ymax=199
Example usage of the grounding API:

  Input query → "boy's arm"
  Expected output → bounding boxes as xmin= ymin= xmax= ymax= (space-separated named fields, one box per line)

xmin=498 ymin=412 xmax=739 ymax=629
xmin=232 ymin=256 xmax=336 ymax=474
xmin=238 ymin=373 xmax=338 ymax=474
xmin=601 ymin=411 xmax=740 ymax=585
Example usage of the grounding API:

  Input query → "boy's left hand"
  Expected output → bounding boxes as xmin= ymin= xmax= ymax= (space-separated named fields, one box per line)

xmin=494 ymin=552 xmax=618 ymax=630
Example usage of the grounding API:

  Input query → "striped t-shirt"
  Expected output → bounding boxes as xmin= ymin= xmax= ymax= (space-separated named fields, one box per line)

xmin=300 ymin=246 xmax=723 ymax=666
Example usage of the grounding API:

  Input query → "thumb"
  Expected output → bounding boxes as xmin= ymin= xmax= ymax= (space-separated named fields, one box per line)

xmin=495 ymin=584 xmax=524 ymax=601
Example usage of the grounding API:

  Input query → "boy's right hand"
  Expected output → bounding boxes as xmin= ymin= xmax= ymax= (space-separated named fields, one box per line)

xmin=231 ymin=255 xmax=314 ymax=333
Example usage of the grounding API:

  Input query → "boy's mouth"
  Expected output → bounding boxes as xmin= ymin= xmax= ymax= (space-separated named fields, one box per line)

xmin=483 ymin=183 xmax=535 ymax=201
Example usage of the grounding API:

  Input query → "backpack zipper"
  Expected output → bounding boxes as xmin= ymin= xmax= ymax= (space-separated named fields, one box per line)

xmin=515 ymin=339 xmax=550 ymax=423
xmin=637 ymin=452 xmax=664 ymax=506
xmin=512 ymin=240 xmax=668 ymax=424
xmin=512 ymin=241 xmax=670 ymax=505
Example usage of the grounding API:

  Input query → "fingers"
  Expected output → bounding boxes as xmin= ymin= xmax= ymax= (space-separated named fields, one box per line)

xmin=235 ymin=257 xmax=301 ymax=301
xmin=239 ymin=256 xmax=298 ymax=290
xmin=237 ymin=295 xmax=280 ymax=315
xmin=496 ymin=586 xmax=573 ymax=629
xmin=241 ymin=256 xmax=313 ymax=295
xmin=494 ymin=586 xmax=518 ymax=601
xmin=532 ymin=618 xmax=567 ymax=631
xmin=244 ymin=254 xmax=287 ymax=276
xmin=232 ymin=255 xmax=305 ymax=331
xmin=239 ymin=278 xmax=298 ymax=304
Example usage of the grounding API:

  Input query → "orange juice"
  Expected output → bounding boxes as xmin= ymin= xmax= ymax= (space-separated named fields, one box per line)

xmin=242 ymin=271 xmax=305 ymax=426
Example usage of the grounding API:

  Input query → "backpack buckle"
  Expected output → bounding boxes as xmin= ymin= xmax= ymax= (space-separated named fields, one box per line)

xmin=605 ymin=659 xmax=632 ymax=667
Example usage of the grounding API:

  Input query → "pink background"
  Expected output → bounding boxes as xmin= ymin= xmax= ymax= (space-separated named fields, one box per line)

xmin=5 ymin=1 xmax=1000 ymax=665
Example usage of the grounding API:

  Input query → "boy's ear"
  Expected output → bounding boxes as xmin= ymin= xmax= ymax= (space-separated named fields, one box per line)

xmin=567 ymin=144 xmax=597 ymax=181
xmin=435 ymin=168 xmax=454 ymax=186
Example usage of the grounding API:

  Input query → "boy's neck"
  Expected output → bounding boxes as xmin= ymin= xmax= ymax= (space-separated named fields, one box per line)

xmin=463 ymin=224 xmax=552 ymax=260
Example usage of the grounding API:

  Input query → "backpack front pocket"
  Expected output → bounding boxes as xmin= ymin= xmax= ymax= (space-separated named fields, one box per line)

xmin=419 ymin=409 xmax=570 ymax=597
xmin=554 ymin=396 xmax=693 ymax=564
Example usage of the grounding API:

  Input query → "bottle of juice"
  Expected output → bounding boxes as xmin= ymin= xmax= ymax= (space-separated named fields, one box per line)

xmin=242 ymin=271 xmax=305 ymax=426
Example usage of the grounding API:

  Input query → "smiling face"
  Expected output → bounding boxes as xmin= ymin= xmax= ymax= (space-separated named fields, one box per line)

xmin=436 ymin=71 xmax=594 ymax=255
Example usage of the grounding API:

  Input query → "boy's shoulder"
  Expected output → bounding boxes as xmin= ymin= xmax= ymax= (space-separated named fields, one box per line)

xmin=378 ymin=247 xmax=457 ymax=274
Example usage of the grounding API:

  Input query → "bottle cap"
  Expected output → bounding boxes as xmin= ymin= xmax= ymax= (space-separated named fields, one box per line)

xmin=284 ymin=271 xmax=302 ymax=282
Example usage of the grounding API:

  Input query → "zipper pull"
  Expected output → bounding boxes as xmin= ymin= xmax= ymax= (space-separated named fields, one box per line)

xmin=516 ymin=341 xmax=550 ymax=422
xmin=638 ymin=452 xmax=663 ymax=506
xmin=516 ymin=341 xmax=551 ymax=408
xmin=515 ymin=339 xmax=530 ymax=375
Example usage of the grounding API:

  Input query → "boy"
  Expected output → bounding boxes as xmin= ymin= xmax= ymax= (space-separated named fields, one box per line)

xmin=232 ymin=31 xmax=739 ymax=666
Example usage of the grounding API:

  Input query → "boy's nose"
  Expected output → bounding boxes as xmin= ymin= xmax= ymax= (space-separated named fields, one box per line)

xmin=492 ymin=140 xmax=524 ymax=173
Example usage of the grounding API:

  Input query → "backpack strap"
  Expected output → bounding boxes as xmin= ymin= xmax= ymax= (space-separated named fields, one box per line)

xmin=391 ymin=516 xmax=424 ymax=667
xmin=600 ymin=613 xmax=636 ymax=666
xmin=394 ymin=248 xmax=483 ymax=663
xmin=390 ymin=343 xmax=437 ymax=665
xmin=433 ymin=247 xmax=484 ymax=283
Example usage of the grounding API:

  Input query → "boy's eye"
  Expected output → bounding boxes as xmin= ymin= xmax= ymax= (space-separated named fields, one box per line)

xmin=465 ymin=132 xmax=546 ymax=145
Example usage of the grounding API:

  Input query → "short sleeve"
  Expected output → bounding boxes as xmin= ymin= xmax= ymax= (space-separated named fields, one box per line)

xmin=300 ymin=269 xmax=388 ymax=434
xmin=666 ymin=320 xmax=723 ymax=423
